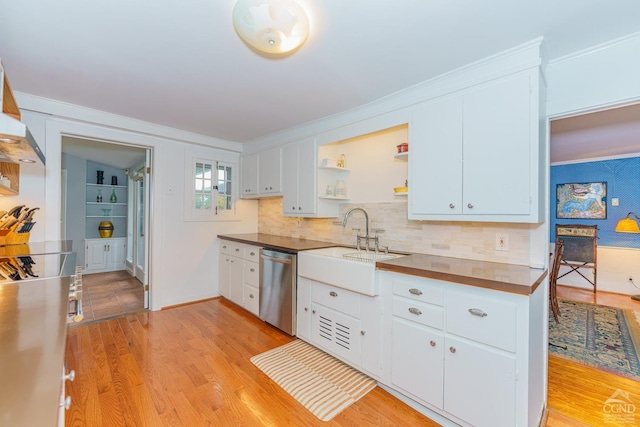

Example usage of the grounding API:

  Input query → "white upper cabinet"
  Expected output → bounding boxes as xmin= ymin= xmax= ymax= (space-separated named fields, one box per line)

xmin=240 ymin=153 xmax=258 ymax=198
xmin=283 ymin=138 xmax=317 ymax=216
xmin=258 ymin=147 xmax=282 ymax=195
xmin=409 ymin=69 xmax=543 ymax=223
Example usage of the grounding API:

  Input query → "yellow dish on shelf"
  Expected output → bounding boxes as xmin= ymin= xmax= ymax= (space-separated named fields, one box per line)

xmin=394 ymin=186 xmax=408 ymax=193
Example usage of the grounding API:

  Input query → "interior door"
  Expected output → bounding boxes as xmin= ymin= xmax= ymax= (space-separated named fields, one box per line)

xmin=132 ymin=150 xmax=151 ymax=308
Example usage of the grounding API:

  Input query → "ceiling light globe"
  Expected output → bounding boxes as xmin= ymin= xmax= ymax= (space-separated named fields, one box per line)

xmin=232 ymin=0 xmax=310 ymax=55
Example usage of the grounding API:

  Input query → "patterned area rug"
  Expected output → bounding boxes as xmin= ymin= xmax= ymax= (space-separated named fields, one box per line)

xmin=548 ymin=299 xmax=640 ymax=380
xmin=250 ymin=339 xmax=377 ymax=421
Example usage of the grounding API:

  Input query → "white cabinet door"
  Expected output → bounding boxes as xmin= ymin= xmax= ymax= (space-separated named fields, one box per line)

xmin=244 ymin=284 xmax=260 ymax=316
xmin=391 ymin=318 xmax=444 ymax=409
xmin=311 ymin=303 xmax=361 ymax=366
xmin=85 ymin=240 xmax=108 ymax=271
xmin=463 ymin=73 xmax=531 ymax=215
xmin=444 ymin=336 xmax=516 ymax=427
xmin=360 ymin=295 xmax=382 ymax=378
xmin=259 ymin=147 xmax=282 ymax=194
xmin=283 ymin=138 xmax=317 ymax=215
xmin=107 ymin=238 xmax=126 ymax=270
xmin=409 ymin=71 xmax=539 ymax=222
xmin=296 ymin=277 xmax=312 ymax=341
xmin=229 ymin=256 xmax=244 ymax=306
xmin=219 ymin=255 xmax=230 ymax=299
xmin=410 ymin=94 xmax=463 ymax=216
xmin=282 ymin=142 xmax=300 ymax=215
xmin=296 ymin=140 xmax=316 ymax=214
xmin=240 ymin=153 xmax=258 ymax=198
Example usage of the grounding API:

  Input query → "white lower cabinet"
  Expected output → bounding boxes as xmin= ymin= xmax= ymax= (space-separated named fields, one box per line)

xmin=391 ymin=318 xmax=444 ymax=409
xmin=443 ymin=336 xmax=516 ymax=427
xmin=218 ymin=240 xmax=262 ymax=316
xmin=84 ymin=238 xmax=126 ymax=273
xmin=297 ymin=277 xmax=382 ymax=379
xmin=296 ymin=277 xmax=312 ymax=341
xmin=380 ymin=270 xmax=544 ymax=427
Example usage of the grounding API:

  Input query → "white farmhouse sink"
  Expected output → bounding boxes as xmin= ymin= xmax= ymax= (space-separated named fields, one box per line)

xmin=298 ymin=247 xmax=404 ymax=296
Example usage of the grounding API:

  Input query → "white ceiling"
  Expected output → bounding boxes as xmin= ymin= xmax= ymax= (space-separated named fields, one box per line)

xmin=551 ymin=104 xmax=640 ymax=164
xmin=1 ymin=0 xmax=640 ymax=147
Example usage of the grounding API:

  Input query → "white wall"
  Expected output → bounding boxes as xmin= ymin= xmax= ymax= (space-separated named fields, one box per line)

xmin=15 ymin=106 xmax=258 ymax=310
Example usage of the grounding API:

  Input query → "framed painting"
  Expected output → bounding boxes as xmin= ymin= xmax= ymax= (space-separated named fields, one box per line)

xmin=556 ymin=182 xmax=607 ymax=219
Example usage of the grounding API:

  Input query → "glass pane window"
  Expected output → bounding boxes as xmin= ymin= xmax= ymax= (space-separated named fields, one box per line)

xmin=194 ymin=161 xmax=214 ymax=211
xmin=217 ymin=163 xmax=233 ymax=211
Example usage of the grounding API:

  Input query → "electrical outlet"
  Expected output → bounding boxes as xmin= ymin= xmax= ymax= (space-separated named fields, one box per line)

xmin=496 ymin=233 xmax=509 ymax=251
xmin=628 ymin=275 xmax=633 ymax=282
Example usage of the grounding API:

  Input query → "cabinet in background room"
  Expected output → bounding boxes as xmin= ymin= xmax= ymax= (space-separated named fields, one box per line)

xmin=85 ymin=184 xmax=128 ymax=239
xmin=84 ymin=238 xmax=126 ymax=273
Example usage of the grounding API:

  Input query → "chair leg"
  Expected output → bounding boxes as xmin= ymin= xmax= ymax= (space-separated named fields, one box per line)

xmin=550 ymin=282 xmax=560 ymax=322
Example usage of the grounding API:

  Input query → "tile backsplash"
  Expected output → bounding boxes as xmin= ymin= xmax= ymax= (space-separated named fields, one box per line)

xmin=258 ymin=198 xmax=531 ymax=265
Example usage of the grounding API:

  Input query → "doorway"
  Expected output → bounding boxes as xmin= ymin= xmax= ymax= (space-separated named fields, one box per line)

xmin=61 ymin=136 xmax=152 ymax=323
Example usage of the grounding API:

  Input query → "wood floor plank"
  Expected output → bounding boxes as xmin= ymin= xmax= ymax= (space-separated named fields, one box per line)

xmin=66 ymin=298 xmax=436 ymax=426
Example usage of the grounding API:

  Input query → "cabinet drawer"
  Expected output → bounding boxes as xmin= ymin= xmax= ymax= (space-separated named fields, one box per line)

xmin=311 ymin=282 xmax=360 ymax=317
xmin=393 ymin=297 xmax=443 ymax=329
xmin=392 ymin=276 xmax=444 ymax=306
xmin=220 ymin=240 xmax=233 ymax=255
xmin=445 ymin=292 xmax=517 ymax=352
xmin=245 ymin=245 xmax=261 ymax=263
xmin=244 ymin=284 xmax=259 ymax=316
xmin=245 ymin=261 xmax=259 ymax=286
xmin=229 ymin=243 xmax=245 ymax=258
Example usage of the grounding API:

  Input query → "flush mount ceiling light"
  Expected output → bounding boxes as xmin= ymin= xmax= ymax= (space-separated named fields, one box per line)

xmin=232 ymin=0 xmax=310 ymax=55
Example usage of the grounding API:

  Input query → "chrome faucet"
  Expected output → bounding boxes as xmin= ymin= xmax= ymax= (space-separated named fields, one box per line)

xmin=342 ymin=207 xmax=370 ymax=251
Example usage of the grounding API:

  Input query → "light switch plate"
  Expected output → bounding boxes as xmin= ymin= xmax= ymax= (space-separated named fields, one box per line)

xmin=612 ymin=198 xmax=619 ymax=206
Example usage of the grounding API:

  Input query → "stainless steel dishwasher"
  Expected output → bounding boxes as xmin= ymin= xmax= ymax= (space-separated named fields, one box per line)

xmin=259 ymin=249 xmax=297 ymax=336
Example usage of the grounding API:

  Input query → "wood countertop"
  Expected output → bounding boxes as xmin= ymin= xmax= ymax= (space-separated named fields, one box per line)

xmin=218 ymin=234 xmax=547 ymax=295
xmin=0 ymin=276 xmax=71 ymax=427
xmin=218 ymin=233 xmax=336 ymax=253
xmin=377 ymin=253 xmax=548 ymax=295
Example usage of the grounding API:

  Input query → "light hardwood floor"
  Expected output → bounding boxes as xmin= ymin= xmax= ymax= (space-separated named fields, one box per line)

xmin=64 ymin=286 xmax=640 ymax=426
xmin=545 ymin=285 xmax=640 ymax=427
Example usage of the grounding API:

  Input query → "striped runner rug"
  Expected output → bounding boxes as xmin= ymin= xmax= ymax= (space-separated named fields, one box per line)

xmin=250 ymin=339 xmax=377 ymax=421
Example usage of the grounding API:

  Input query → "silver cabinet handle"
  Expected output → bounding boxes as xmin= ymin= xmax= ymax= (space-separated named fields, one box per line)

xmin=222 ymin=245 xmax=227 ymax=249
xmin=250 ymin=251 xmax=256 ymax=256
xmin=409 ymin=288 xmax=423 ymax=296
xmin=292 ymin=206 xmax=296 ymax=210
xmin=449 ymin=203 xmax=455 ymax=209
xmin=235 ymin=248 xmax=240 ymax=252
xmin=329 ymin=291 xmax=338 ymax=297
xmin=408 ymin=307 xmax=422 ymax=315
xmin=304 ymin=307 xmax=308 ymax=312
xmin=61 ymin=396 xmax=72 ymax=410
xmin=249 ymin=294 xmax=254 ymax=299
xmin=298 ymin=207 xmax=302 ymax=210
xmin=449 ymin=347 xmax=456 ymax=353
xmin=312 ymin=309 xmax=316 ymax=314
xmin=250 ymin=268 xmax=255 ymax=272
xmin=468 ymin=308 xmax=488 ymax=317
xmin=467 ymin=203 xmax=474 ymax=209
xmin=64 ymin=370 xmax=75 ymax=382
xmin=360 ymin=331 xmax=365 ymax=336
xmin=430 ymin=340 xmax=436 ymax=347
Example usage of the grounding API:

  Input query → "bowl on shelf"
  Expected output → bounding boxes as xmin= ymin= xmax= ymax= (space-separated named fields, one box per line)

xmin=394 ymin=186 xmax=408 ymax=193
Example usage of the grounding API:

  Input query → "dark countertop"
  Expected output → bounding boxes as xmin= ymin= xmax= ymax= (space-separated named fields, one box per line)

xmin=218 ymin=233 xmax=336 ymax=253
xmin=0 ymin=276 xmax=71 ymax=427
xmin=218 ymin=234 xmax=547 ymax=296
xmin=377 ymin=253 xmax=548 ymax=296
